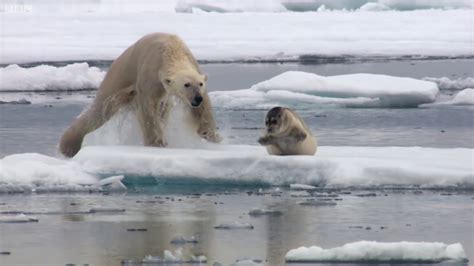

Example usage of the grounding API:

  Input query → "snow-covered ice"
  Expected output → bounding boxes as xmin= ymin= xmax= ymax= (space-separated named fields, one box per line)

xmin=425 ymin=89 xmax=474 ymax=106
xmin=73 ymin=145 xmax=473 ymax=189
xmin=210 ymin=71 xmax=439 ymax=108
xmin=285 ymin=241 xmax=468 ymax=263
xmin=231 ymin=258 xmax=264 ymax=266
xmin=1 ymin=144 xmax=472 ymax=192
xmin=0 ymin=153 xmax=98 ymax=193
xmin=0 ymin=63 xmax=105 ymax=91
xmin=423 ymin=77 xmax=474 ymax=90
xmin=0 ymin=6 xmax=471 ymax=63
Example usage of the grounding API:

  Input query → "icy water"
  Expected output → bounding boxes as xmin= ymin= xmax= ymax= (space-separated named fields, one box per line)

xmin=0 ymin=59 xmax=473 ymax=265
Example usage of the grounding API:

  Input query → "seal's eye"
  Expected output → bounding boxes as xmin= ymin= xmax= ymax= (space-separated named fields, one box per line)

xmin=199 ymin=82 xmax=203 ymax=87
xmin=184 ymin=83 xmax=190 ymax=88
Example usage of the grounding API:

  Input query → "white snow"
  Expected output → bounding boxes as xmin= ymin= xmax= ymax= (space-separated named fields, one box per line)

xmin=209 ymin=71 xmax=439 ymax=108
xmin=0 ymin=63 xmax=105 ymax=91
xmin=73 ymin=145 xmax=473 ymax=189
xmin=0 ymin=7 xmax=471 ymax=64
xmin=285 ymin=241 xmax=468 ymax=262
xmin=423 ymin=77 xmax=474 ymax=90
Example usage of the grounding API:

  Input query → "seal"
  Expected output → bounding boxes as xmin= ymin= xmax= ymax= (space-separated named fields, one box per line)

xmin=258 ymin=107 xmax=317 ymax=155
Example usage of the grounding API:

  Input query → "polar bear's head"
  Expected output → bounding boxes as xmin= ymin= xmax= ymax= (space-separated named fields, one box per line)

xmin=163 ymin=70 xmax=207 ymax=108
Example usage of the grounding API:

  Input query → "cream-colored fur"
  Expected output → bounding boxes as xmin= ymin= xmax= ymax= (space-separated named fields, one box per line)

xmin=258 ymin=107 xmax=317 ymax=156
xmin=59 ymin=33 xmax=221 ymax=157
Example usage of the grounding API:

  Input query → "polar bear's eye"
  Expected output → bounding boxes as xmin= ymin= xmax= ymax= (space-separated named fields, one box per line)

xmin=184 ymin=83 xmax=190 ymax=88
xmin=199 ymin=82 xmax=203 ymax=87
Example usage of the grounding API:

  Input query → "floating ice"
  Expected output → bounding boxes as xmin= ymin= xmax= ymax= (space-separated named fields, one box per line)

xmin=214 ymin=222 xmax=255 ymax=230
xmin=423 ymin=77 xmax=474 ymax=90
xmin=89 ymin=207 xmax=126 ymax=213
xmin=0 ymin=214 xmax=38 ymax=223
xmin=210 ymin=72 xmax=439 ymax=108
xmin=248 ymin=208 xmax=283 ymax=216
xmin=2 ymin=144 xmax=472 ymax=192
xmin=73 ymin=145 xmax=474 ymax=189
xmin=0 ymin=63 xmax=105 ymax=92
xmin=0 ymin=153 xmax=98 ymax=193
xmin=170 ymin=236 xmax=198 ymax=244
xmin=299 ymin=200 xmax=337 ymax=206
xmin=95 ymin=175 xmax=127 ymax=191
xmin=231 ymin=258 xmax=264 ymax=266
xmin=138 ymin=248 xmax=206 ymax=264
xmin=1 ymin=8 xmax=471 ymax=64
xmin=290 ymin=184 xmax=317 ymax=190
xmin=285 ymin=241 xmax=468 ymax=263
xmin=426 ymin=89 xmax=474 ymax=106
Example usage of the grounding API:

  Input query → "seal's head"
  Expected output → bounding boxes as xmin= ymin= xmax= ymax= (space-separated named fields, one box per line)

xmin=265 ymin=106 xmax=287 ymax=134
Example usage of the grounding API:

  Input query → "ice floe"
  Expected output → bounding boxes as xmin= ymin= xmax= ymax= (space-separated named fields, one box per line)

xmin=1 ymin=144 xmax=472 ymax=192
xmin=0 ymin=214 xmax=39 ymax=223
xmin=0 ymin=153 xmax=98 ymax=193
xmin=210 ymin=71 xmax=439 ymax=108
xmin=423 ymin=77 xmax=474 ymax=90
xmin=214 ymin=222 xmax=255 ymax=230
xmin=123 ymin=248 xmax=206 ymax=264
xmin=73 ymin=145 xmax=473 ymax=189
xmin=425 ymin=89 xmax=474 ymax=106
xmin=1 ymin=8 xmax=471 ymax=63
xmin=285 ymin=241 xmax=468 ymax=263
xmin=0 ymin=63 xmax=105 ymax=92
xmin=248 ymin=208 xmax=283 ymax=216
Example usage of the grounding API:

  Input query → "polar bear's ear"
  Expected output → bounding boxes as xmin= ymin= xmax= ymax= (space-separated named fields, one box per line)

xmin=202 ymin=74 xmax=208 ymax=82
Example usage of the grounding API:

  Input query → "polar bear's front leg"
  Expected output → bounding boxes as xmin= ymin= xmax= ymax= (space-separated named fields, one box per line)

xmin=192 ymin=92 xmax=222 ymax=143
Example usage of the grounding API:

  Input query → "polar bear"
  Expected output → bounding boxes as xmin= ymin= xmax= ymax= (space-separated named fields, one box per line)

xmin=59 ymin=33 xmax=221 ymax=157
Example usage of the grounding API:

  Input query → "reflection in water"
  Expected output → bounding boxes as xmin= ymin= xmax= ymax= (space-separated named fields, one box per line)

xmin=0 ymin=191 xmax=472 ymax=265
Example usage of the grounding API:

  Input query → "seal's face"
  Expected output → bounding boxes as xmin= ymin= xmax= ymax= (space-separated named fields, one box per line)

xmin=265 ymin=107 xmax=285 ymax=134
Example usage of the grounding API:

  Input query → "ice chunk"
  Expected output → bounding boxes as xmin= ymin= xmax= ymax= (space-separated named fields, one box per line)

xmin=299 ymin=200 xmax=337 ymax=206
xmin=0 ymin=214 xmax=38 ymax=223
xmin=95 ymin=175 xmax=127 ymax=191
xmin=285 ymin=241 xmax=468 ymax=263
xmin=231 ymin=258 xmax=264 ymax=266
xmin=0 ymin=153 xmax=98 ymax=193
xmin=248 ymin=208 xmax=283 ymax=216
xmin=89 ymin=207 xmax=125 ymax=213
xmin=0 ymin=63 xmax=105 ymax=92
xmin=73 ymin=145 xmax=474 ymax=189
xmin=426 ymin=89 xmax=474 ymax=106
xmin=214 ymin=222 xmax=254 ymax=229
xmin=290 ymin=184 xmax=317 ymax=190
xmin=170 ymin=236 xmax=198 ymax=244
xmin=423 ymin=77 xmax=474 ymax=90
xmin=210 ymin=72 xmax=439 ymax=108
xmin=140 ymin=248 xmax=206 ymax=263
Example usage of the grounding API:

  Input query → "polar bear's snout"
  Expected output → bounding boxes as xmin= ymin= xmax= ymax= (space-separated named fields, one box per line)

xmin=192 ymin=95 xmax=203 ymax=107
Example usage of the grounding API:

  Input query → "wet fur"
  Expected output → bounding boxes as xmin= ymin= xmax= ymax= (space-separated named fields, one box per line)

xmin=59 ymin=33 xmax=221 ymax=157
xmin=258 ymin=107 xmax=317 ymax=156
